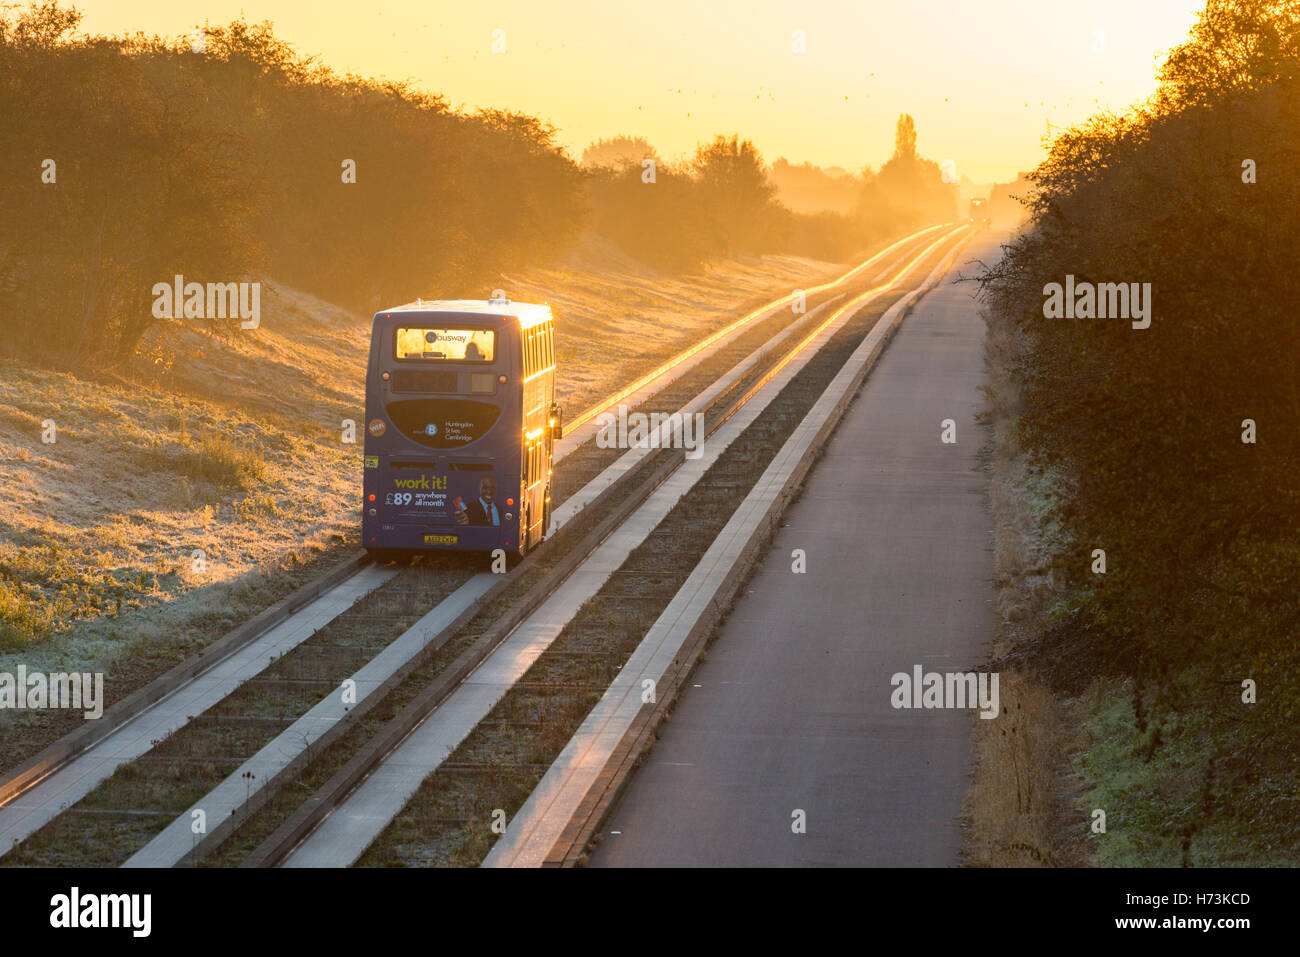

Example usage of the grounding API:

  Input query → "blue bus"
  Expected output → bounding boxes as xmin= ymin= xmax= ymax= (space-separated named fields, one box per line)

xmin=362 ymin=299 xmax=562 ymax=560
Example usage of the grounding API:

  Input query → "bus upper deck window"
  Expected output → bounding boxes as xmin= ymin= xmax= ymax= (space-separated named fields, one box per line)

xmin=395 ymin=327 xmax=495 ymax=362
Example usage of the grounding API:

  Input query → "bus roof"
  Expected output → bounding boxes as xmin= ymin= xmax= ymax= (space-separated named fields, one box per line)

xmin=375 ymin=299 xmax=552 ymax=329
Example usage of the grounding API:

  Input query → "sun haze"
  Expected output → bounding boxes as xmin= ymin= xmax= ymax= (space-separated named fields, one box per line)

xmin=74 ymin=0 xmax=1201 ymax=181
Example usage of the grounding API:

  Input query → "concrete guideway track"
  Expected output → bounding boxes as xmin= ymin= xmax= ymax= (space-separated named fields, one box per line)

xmin=117 ymin=230 xmax=954 ymax=869
xmin=0 ymin=565 xmax=397 ymax=854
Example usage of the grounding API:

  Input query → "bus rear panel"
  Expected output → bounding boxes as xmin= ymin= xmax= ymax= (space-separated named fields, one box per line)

xmin=361 ymin=300 xmax=557 ymax=558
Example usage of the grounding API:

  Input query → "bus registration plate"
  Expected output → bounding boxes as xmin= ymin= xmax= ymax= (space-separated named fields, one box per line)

xmin=423 ymin=534 xmax=458 ymax=545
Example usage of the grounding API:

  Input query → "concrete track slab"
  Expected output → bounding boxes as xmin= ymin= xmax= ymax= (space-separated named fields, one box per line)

xmin=123 ymin=572 xmax=495 ymax=868
xmin=0 ymin=565 xmax=397 ymax=854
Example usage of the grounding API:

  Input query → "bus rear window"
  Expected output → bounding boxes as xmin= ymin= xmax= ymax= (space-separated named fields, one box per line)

xmin=395 ymin=327 xmax=495 ymax=362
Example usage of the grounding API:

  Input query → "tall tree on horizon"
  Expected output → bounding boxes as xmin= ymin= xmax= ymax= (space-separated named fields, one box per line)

xmin=892 ymin=113 xmax=918 ymax=161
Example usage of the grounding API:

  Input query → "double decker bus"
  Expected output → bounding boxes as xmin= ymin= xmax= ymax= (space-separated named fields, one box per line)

xmin=968 ymin=197 xmax=991 ymax=229
xmin=362 ymin=298 xmax=562 ymax=560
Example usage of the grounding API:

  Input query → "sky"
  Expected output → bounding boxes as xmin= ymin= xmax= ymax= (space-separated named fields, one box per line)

xmin=72 ymin=0 xmax=1205 ymax=184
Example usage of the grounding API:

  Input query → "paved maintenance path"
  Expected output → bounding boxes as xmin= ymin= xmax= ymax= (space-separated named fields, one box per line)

xmin=590 ymin=234 xmax=1003 ymax=867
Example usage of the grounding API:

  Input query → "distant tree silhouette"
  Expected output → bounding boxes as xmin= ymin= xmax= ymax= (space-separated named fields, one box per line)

xmin=768 ymin=158 xmax=863 ymax=215
xmin=580 ymin=135 xmax=660 ymax=170
xmin=892 ymin=113 xmax=918 ymax=160
xmin=691 ymin=134 xmax=780 ymax=257
xmin=873 ymin=114 xmax=956 ymax=228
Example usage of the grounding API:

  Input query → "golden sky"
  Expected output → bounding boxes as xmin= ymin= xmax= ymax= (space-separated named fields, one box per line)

xmin=74 ymin=0 xmax=1203 ymax=183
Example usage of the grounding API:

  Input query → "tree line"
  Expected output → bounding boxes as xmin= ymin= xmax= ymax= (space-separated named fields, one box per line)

xmin=0 ymin=2 xmax=954 ymax=370
xmin=979 ymin=0 xmax=1300 ymax=859
xmin=582 ymin=117 xmax=955 ymax=270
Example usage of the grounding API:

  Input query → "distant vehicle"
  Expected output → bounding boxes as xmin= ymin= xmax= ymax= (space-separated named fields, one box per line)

xmin=968 ymin=198 xmax=991 ymax=229
xmin=362 ymin=298 xmax=562 ymax=560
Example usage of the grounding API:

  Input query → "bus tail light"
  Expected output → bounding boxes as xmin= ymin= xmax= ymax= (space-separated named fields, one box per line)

xmin=506 ymin=498 xmax=514 ymax=506
xmin=368 ymin=494 xmax=376 ymax=502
